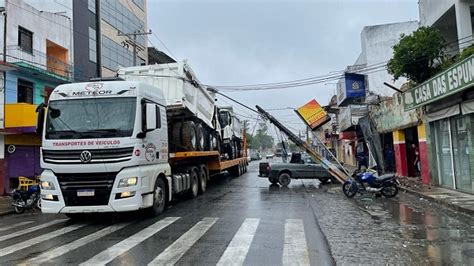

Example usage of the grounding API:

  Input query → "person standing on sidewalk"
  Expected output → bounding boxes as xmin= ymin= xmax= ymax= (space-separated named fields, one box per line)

xmin=357 ymin=141 xmax=367 ymax=171
xmin=412 ymin=143 xmax=420 ymax=176
xmin=384 ymin=144 xmax=395 ymax=173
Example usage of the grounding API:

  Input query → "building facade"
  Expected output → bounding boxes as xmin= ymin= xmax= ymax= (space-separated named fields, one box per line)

xmin=0 ymin=0 xmax=73 ymax=194
xmin=336 ymin=21 xmax=419 ymax=173
xmin=414 ymin=0 xmax=474 ymax=194
xmin=24 ymin=0 xmax=148 ymax=81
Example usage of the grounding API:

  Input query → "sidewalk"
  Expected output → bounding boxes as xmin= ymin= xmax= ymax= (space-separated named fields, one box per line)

xmin=399 ymin=177 xmax=474 ymax=216
xmin=342 ymin=164 xmax=474 ymax=216
xmin=0 ymin=196 xmax=13 ymax=216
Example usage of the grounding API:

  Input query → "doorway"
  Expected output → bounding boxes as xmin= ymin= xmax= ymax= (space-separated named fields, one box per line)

xmin=404 ymin=126 xmax=419 ymax=177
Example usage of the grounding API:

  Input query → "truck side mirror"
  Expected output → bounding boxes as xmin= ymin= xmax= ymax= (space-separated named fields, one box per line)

xmin=145 ymin=103 xmax=157 ymax=131
xmin=35 ymin=103 xmax=46 ymax=135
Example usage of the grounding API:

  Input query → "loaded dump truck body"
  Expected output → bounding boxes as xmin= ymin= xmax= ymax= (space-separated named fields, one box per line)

xmin=118 ymin=62 xmax=218 ymax=152
xmin=39 ymin=81 xmax=247 ymax=216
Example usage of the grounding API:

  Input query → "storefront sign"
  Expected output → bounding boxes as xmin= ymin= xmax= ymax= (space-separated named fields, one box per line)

xmin=337 ymin=73 xmax=366 ymax=106
xmin=296 ymin=99 xmax=330 ymax=130
xmin=404 ymin=54 xmax=474 ymax=111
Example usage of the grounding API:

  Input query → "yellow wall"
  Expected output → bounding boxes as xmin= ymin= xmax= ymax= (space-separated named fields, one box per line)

xmin=393 ymin=130 xmax=405 ymax=144
xmin=5 ymin=103 xmax=38 ymax=128
xmin=417 ymin=123 xmax=427 ymax=141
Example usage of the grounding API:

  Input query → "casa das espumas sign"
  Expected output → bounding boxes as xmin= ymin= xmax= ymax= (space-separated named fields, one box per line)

xmin=404 ymin=54 xmax=474 ymax=111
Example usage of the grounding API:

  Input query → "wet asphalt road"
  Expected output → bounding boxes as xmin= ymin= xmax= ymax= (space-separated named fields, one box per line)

xmin=0 ymin=160 xmax=473 ymax=265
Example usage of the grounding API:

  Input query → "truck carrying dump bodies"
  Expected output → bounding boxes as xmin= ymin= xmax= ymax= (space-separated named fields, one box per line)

xmin=38 ymin=78 xmax=247 ymax=218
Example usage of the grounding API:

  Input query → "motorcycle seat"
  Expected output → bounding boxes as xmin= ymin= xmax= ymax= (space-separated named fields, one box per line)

xmin=376 ymin=174 xmax=395 ymax=181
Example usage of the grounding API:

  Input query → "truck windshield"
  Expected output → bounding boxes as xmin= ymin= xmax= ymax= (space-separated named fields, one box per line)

xmin=46 ymin=97 xmax=136 ymax=139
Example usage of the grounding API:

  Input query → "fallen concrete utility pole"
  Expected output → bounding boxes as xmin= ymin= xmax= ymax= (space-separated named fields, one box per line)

xmin=256 ymin=105 xmax=348 ymax=183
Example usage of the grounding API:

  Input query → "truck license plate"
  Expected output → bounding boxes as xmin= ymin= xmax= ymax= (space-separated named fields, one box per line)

xmin=77 ymin=189 xmax=95 ymax=197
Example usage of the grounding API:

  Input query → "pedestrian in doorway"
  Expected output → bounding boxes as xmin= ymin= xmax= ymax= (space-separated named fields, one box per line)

xmin=384 ymin=144 xmax=395 ymax=173
xmin=356 ymin=141 xmax=367 ymax=171
xmin=412 ymin=143 xmax=420 ymax=176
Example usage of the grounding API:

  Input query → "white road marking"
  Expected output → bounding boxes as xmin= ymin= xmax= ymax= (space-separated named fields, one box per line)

xmin=0 ymin=219 xmax=67 ymax=242
xmin=148 ymin=217 xmax=218 ymax=265
xmin=23 ymin=223 xmax=131 ymax=265
xmin=217 ymin=218 xmax=260 ymax=266
xmin=0 ymin=223 xmax=87 ymax=257
xmin=0 ymin=221 xmax=34 ymax=232
xmin=80 ymin=217 xmax=180 ymax=266
xmin=282 ymin=219 xmax=310 ymax=266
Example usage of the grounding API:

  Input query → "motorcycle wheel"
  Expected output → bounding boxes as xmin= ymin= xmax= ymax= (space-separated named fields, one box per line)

xmin=14 ymin=206 xmax=25 ymax=214
xmin=342 ymin=181 xmax=358 ymax=198
xmin=36 ymin=198 xmax=42 ymax=210
xmin=381 ymin=184 xmax=399 ymax=198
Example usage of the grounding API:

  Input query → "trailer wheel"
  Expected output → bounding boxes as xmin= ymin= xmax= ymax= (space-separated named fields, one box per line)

xmin=181 ymin=121 xmax=197 ymax=151
xmin=189 ymin=168 xmax=199 ymax=198
xmin=198 ymin=165 xmax=208 ymax=194
xmin=149 ymin=177 xmax=167 ymax=216
xmin=229 ymin=165 xmax=239 ymax=177
xmin=196 ymin=123 xmax=205 ymax=151
xmin=172 ymin=122 xmax=182 ymax=152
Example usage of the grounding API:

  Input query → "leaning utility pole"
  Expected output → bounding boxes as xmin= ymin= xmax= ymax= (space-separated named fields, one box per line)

xmin=118 ymin=30 xmax=152 ymax=66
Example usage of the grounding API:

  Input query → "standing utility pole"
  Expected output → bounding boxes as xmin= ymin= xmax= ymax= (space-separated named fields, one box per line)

xmin=118 ymin=30 xmax=152 ymax=66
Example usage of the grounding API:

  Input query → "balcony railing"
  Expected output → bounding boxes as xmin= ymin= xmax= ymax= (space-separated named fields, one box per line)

xmin=6 ymin=45 xmax=73 ymax=80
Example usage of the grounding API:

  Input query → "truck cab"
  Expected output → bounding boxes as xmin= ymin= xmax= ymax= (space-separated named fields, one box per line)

xmin=218 ymin=106 xmax=243 ymax=159
xmin=39 ymin=81 xmax=172 ymax=215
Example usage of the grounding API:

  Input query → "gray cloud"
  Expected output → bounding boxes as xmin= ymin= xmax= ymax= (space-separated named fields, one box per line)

xmin=148 ymin=0 xmax=418 ymax=132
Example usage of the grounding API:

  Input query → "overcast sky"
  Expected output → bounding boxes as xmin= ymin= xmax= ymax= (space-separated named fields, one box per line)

xmin=148 ymin=0 xmax=419 ymax=134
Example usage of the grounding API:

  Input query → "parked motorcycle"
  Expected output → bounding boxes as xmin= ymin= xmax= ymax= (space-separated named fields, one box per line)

xmin=10 ymin=184 xmax=41 ymax=214
xmin=342 ymin=169 xmax=400 ymax=198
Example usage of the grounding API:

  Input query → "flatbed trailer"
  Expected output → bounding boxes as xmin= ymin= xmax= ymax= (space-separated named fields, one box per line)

xmin=170 ymin=151 xmax=248 ymax=177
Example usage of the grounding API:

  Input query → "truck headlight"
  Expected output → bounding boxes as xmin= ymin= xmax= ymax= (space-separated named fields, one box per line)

xmin=118 ymin=177 xmax=138 ymax=187
xmin=41 ymin=181 xmax=55 ymax=190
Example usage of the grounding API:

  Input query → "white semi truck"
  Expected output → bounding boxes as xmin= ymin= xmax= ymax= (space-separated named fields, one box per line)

xmin=38 ymin=80 xmax=248 ymax=218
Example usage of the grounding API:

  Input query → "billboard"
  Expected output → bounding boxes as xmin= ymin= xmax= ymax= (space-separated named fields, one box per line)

xmin=296 ymin=99 xmax=331 ymax=130
xmin=337 ymin=73 xmax=366 ymax=106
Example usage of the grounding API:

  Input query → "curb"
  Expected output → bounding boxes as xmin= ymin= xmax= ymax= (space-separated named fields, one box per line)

xmin=399 ymin=186 xmax=474 ymax=217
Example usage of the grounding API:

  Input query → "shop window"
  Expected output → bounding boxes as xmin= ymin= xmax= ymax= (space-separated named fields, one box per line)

xmin=17 ymin=79 xmax=34 ymax=104
xmin=18 ymin=26 xmax=33 ymax=54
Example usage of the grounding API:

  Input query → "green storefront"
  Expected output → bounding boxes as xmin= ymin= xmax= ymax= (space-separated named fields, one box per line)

xmin=404 ymin=55 xmax=474 ymax=194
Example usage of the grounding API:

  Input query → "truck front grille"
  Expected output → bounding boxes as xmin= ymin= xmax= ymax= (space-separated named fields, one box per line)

xmin=43 ymin=147 xmax=134 ymax=164
xmin=57 ymin=173 xmax=117 ymax=206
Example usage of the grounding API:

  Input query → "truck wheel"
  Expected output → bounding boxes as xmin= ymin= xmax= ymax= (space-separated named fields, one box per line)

xmin=189 ymin=169 xmax=199 ymax=198
xmin=278 ymin=173 xmax=291 ymax=187
xmin=232 ymin=141 xmax=237 ymax=159
xmin=198 ymin=165 xmax=208 ymax=194
xmin=196 ymin=123 xmax=204 ymax=151
xmin=181 ymin=121 xmax=197 ymax=151
xmin=227 ymin=143 xmax=235 ymax=159
xmin=149 ymin=177 xmax=167 ymax=216
xmin=172 ymin=122 xmax=182 ymax=152
xmin=209 ymin=134 xmax=216 ymax=151
xmin=229 ymin=165 xmax=239 ymax=177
